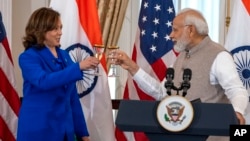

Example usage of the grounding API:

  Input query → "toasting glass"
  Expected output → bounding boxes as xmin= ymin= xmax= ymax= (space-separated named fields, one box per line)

xmin=92 ymin=44 xmax=104 ymax=76
xmin=108 ymin=46 xmax=119 ymax=77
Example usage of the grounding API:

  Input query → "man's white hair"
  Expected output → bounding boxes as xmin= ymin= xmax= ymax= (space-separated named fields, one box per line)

xmin=177 ymin=8 xmax=209 ymax=35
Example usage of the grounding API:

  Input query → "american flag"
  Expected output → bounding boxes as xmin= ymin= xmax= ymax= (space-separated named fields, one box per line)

xmin=0 ymin=11 xmax=20 ymax=141
xmin=115 ymin=0 xmax=176 ymax=140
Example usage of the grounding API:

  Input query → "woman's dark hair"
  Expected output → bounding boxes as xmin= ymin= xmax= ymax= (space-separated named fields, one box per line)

xmin=23 ymin=7 xmax=60 ymax=50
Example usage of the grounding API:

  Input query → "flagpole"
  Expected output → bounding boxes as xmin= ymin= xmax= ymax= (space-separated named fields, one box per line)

xmin=225 ymin=0 xmax=231 ymax=33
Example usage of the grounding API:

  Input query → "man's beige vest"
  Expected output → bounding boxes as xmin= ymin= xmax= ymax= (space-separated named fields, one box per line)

xmin=173 ymin=36 xmax=230 ymax=104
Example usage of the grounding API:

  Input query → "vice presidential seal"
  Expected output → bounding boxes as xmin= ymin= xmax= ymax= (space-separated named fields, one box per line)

xmin=156 ymin=95 xmax=194 ymax=132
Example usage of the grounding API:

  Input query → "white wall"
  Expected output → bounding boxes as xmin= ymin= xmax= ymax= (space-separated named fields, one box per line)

xmin=12 ymin=0 xmax=50 ymax=97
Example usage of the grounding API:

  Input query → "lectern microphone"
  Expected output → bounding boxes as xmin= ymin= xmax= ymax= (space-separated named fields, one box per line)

xmin=181 ymin=68 xmax=192 ymax=97
xmin=165 ymin=68 xmax=174 ymax=95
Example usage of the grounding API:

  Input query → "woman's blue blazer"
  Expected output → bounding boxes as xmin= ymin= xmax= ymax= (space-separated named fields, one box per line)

xmin=17 ymin=47 xmax=89 ymax=141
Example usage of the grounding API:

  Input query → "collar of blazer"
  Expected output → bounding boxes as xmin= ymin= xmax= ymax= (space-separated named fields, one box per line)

xmin=36 ymin=47 xmax=68 ymax=71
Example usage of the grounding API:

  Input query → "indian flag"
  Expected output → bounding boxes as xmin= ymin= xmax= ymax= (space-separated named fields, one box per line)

xmin=50 ymin=0 xmax=115 ymax=140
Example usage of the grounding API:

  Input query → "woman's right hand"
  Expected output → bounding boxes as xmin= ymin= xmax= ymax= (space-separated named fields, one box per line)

xmin=79 ymin=56 xmax=99 ymax=70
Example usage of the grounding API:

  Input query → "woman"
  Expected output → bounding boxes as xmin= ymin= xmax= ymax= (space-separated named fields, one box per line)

xmin=17 ymin=7 xmax=97 ymax=141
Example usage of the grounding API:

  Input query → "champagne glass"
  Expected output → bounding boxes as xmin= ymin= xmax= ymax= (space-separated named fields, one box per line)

xmin=108 ymin=46 xmax=119 ymax=77
xmin=92 ymin=44 xmax=104 ymax=76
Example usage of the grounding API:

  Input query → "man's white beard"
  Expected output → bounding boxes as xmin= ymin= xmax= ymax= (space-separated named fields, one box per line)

xmin=173 ymin=33 xmax=190 ymax=53
xmin=174 ymin=42 xmax=186 ymax=53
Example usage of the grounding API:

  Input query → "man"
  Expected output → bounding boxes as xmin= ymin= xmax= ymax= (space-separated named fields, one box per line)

xmin=109 ymin=8 xmax=248 ymax=141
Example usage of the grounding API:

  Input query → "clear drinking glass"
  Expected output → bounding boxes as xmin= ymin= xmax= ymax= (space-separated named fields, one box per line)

xmin=92 ymin=44 xmax=104 ymax=76
xmin=108 ymin=46 xmax=119 ymax=77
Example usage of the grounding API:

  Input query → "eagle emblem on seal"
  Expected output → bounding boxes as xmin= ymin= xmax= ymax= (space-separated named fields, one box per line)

xmin=164 ymin=102 xmax=186 ymax=125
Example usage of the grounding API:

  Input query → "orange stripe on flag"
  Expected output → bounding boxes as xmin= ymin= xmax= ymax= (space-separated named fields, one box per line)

xmin=243 ymin=0 xmax=250 ymax=15
xmin=76 ymin=0 xmax=107 ymax=73
xmin=76 ymin=0 xmax=102 ymax=45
